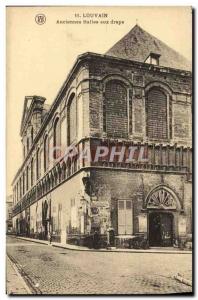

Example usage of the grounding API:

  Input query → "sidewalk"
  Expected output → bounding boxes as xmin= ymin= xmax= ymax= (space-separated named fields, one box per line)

xmin=16 ymin=236 xmax=192 ymax=254
xmin=6 ymin=256 xmax=31 ymax=295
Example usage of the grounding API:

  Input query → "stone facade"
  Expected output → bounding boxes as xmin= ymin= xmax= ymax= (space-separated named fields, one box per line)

xmin=12 ymin=31 xmax=192 ymax=249
xmin=6 ymin=195 xmax=13 ymax=233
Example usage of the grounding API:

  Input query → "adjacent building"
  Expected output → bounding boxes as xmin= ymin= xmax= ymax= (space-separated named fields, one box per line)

xmin=12 ymin=25 xmax=192 ymax=248
xmin=6 ymin=195 xmax=13 ymax=233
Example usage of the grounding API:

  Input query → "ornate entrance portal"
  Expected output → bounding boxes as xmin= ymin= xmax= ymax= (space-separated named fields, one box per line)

xmin=146 ymin=186 xmax=181 ymax=247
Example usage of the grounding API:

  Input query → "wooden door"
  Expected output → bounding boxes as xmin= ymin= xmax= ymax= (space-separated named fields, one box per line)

xmin=149 ymin=212 xmax=173 ymax=247
xmin=161 ymin=213 xmax=173 ymax=247
xmin=149 ymin=212 xmax=161 ymax=246
xmin=118 ymin=200 xmax=133 ymax=235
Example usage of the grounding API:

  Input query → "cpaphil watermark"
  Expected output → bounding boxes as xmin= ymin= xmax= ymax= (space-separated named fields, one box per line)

xmin=49 ymin=144 xmax=148 ymax=165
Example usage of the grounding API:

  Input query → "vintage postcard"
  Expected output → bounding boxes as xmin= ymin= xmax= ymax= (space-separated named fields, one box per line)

xmin=6 ymin=6 xmax=192 ymax=295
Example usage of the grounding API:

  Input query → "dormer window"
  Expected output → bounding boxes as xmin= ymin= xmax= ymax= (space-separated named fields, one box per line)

xmin=145 ymin=52 xmax=161 ymax=66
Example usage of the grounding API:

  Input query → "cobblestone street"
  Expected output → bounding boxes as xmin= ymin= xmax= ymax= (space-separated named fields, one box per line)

xmin=6 ymin=236 xmax=192 ymax=295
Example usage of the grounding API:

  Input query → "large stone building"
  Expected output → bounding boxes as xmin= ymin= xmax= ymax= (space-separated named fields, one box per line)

xmin=12 ymin=25 xmax=192 ymax=248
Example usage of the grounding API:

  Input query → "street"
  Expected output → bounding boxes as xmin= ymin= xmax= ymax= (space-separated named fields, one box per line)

xmin=6 ymin=236 xmax=192 ymax=295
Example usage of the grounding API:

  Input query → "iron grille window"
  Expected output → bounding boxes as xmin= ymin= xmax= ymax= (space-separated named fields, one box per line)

xmin=104 ymin=80 xmax=128 ymax=138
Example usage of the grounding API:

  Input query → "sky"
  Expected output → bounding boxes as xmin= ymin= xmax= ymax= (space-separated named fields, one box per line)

xmin=6 ymin=6 xmax=192 ymax=195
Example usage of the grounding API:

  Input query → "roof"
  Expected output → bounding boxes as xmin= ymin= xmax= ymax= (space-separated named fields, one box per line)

xmin=106 ymin=25 xmax=191 ymax=71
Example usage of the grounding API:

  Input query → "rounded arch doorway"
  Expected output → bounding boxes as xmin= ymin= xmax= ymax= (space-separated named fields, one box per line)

xmin=149 ymin=212 xmax=173 ymax=247
xmin=145 ymin=185 xmax=181 ymax=247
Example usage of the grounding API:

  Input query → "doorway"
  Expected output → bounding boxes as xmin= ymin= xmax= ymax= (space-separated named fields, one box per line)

xmin=149 ymin=212 xmax=173 ymax=247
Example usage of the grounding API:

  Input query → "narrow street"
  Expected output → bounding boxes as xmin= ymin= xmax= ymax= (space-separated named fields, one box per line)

xmin=6 ymin=236 xmax=192 ymax=295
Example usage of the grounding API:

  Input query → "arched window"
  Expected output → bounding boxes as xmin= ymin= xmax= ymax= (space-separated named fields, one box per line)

xmin=104 ymin=80 xmax=128 ymax=138
xmin=44 ymin=135 xmax=49 ymax=172
xmin=22 ymin=172 xmax=25 ymax=195
xmin=26 ymin=166 xmax=29 ymax=191
xmin=31 ymin=158 xmax=34 ymax=186
xmin=67 ymin=93 xmax=76 ymax=145
xmin=146 ymin=88 xmax=168 ymax=139
xmin=36 ymin=148 xmax=40 ymax=180
xmin=16 ymin=183 xmax=18 ymax=202
xmin=19 ymin=177 xmax=22 ymax=198
xmin=53 ymin=118 xmax=61 ymax=160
